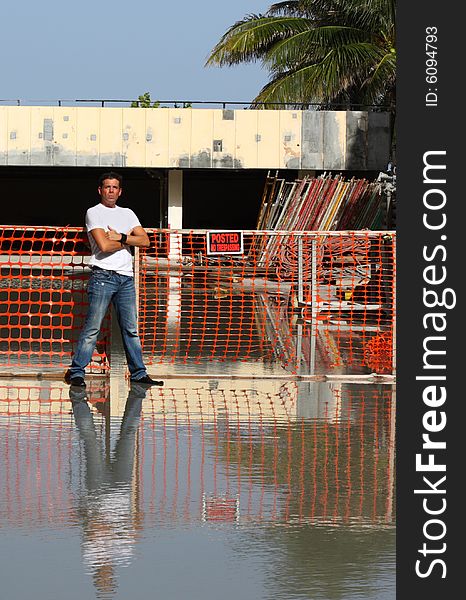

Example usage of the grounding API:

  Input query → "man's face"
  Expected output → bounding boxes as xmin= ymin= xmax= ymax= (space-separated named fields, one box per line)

xmin=98 ymin=178 xmax=122 ymax=207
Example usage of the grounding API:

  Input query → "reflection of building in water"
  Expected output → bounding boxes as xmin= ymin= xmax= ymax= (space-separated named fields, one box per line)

xmin=70 ymin=382 xmax=147 ymax=598
xmin=0 ymin=378 xmax=109 ymax=415
xmin=0 ymin=379 xmax=395 ymax=536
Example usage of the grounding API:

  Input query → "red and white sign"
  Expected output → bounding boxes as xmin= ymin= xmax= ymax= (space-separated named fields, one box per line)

xmin=207 ymin=230 xmax=243 ymax=255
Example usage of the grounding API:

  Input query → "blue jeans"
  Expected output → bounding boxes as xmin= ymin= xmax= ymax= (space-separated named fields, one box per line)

xmin=70 ymin=268 xmax=147 ymax=380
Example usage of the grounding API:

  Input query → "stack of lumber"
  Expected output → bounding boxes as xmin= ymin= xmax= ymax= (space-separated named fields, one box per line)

xmin=256 ymin=173 xmax=387 ymax=231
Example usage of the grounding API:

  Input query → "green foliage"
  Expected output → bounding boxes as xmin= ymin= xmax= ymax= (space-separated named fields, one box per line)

xmin=131 ymin=92 xmax=160 ymax=108
xmin=131 ymin=94 xmax=193 ymax=109
xmin=206 ymin=0 xmax=396 ymax=111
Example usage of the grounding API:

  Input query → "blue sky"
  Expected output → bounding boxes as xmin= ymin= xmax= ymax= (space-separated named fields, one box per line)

xmin=3 ymin=1 xmax=270 ymax=104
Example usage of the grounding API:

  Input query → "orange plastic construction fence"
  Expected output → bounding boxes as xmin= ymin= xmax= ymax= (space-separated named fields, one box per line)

xmin=0 ymin=227 xmax=395 ymax=376
xmin=139 ymin=229 xmax=395 ymax=375
xmin=0 ymin=226 xmax=110 ymax=373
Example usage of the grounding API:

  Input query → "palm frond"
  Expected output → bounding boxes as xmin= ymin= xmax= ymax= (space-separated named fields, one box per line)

xmin=360 ymin=51 xmax=396 ymax=105
xmin=206 ymin=16 xmax=312 ymax=66
xmin=264 ymin=25 xmax=373 ymax=74
xmin=267 ymin=1 xmax=303 ymax=16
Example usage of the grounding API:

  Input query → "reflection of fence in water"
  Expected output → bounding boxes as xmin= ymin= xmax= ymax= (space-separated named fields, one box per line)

xmin=0 ymin=227 xmax=395 ymax=375
xmin=0 ymin=381 xmax=395 ymax=527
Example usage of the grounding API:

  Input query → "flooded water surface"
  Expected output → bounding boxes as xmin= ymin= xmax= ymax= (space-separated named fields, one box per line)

xmin=0 ymin=378 xmax=395 ymax=599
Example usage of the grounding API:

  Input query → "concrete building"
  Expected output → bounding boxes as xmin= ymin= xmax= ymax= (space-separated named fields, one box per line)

xmin=0 ymin=105 xmax=391 ymax=228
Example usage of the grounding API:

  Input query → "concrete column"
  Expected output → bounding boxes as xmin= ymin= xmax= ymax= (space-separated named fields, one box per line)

xmin=166 ymin=170 xmax=182 ymax=332
xmin=167 ymin=169 xmax=183 ymax=263
xmin=167 ymin=170 xmax=183 ymax=229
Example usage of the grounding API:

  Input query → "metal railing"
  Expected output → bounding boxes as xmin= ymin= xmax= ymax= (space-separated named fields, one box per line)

xmin=0 ymin=98 xmax=393 ymax=111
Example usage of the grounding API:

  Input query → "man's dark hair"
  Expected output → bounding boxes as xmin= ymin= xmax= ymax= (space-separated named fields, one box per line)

xmin=98 ymin=171 xmax=123 ymax=188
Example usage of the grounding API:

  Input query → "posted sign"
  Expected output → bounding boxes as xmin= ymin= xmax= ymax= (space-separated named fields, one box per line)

xmin=207 ymin=231 xmax=243 ymax=255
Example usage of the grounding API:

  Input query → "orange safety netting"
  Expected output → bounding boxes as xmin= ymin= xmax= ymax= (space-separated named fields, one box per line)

xmin=0 ymin=226 xmax=110 ymax=372
xmin=0 ymin=227 xmax=395 ymax=375
xmin=139 ymin=229 xmax=395 ymax=375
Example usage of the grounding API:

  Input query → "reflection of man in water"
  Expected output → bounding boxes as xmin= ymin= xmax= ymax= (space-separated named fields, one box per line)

xmin=70 ymin=382 xmax=148 ymax=598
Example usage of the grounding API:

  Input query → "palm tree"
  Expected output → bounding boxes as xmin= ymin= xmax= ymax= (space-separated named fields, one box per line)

xmin=206 ymin=0 xmax=396 ymax=111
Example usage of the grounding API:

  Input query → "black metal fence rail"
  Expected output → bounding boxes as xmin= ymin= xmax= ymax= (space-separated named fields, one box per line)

xmin=0 ymin=98 xmax=392 ymax=111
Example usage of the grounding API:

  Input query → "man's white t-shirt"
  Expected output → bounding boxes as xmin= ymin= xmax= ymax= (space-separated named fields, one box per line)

xmin=86 ymin=203 xmax=141 ymax=276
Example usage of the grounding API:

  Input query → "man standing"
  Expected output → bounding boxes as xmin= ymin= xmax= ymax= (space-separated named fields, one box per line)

xmin=65 ymin=172 xmax=162 ymax=387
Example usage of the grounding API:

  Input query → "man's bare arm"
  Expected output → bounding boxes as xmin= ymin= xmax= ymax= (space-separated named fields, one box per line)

xmin=90 ymin=226 xmax=150 ymax=253
xmin=90 ymin=228 xmax=122 ymax=253
xmin=106 ymin=225 xmax=150 ymax=248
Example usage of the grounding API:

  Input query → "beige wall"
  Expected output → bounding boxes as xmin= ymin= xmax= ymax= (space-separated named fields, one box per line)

xmin=0 ymin=106 xmax=390 ymax=170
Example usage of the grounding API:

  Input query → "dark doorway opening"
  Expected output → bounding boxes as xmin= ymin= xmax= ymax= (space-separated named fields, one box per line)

xmin=182 ymin=169 xmax=298 ymax=230
xmin=0 ymin=166 xmax=164 ymax=228
xmin=0 ymin=166 xmax=300 ymax=230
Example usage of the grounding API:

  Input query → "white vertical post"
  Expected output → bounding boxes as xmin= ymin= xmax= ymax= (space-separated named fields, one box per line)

xmin=166 ymin=171 xmax=183 ymax=334
xmin=167 ymin=170 xmax=183 ymax=262
xmin=297 ymin=235 xmax=303 ymax=304
xmin=297 ymin=234 xmax=304 ymax=376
